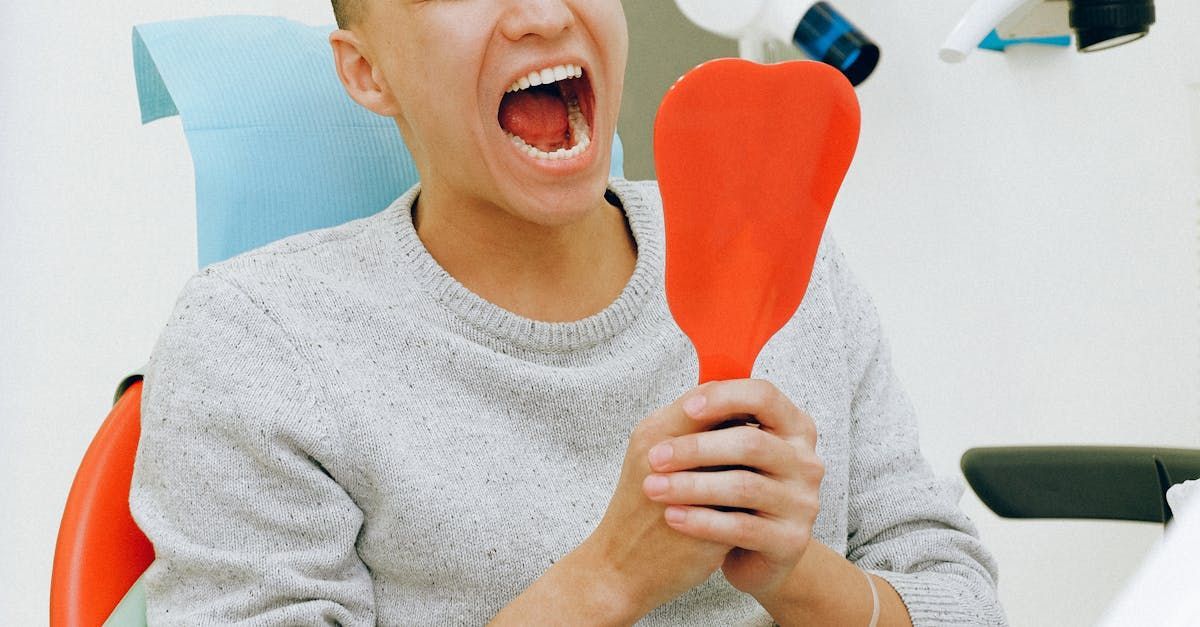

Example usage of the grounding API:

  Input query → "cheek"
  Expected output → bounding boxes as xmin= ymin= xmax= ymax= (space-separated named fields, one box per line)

xmin=594 ymin=1 xmax=629 ymax=52
xmin=584 ymin=3 xmax=629 ymax=97
xmin=610 ymin=5 xmax=630 ymax=59
xmin=389 ymin=61 xmax=481 ymax=146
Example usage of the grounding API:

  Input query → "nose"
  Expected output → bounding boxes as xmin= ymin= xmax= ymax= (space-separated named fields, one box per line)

xmin=499 ymin=0 xmax=576 ymax=42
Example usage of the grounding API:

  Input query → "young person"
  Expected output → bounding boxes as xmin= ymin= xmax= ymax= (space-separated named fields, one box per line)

xmin=130 ymin=1 xmax=1007 ymax=624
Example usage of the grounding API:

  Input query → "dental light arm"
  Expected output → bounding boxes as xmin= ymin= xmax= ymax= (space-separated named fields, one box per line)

xmin=941 ymin=0 xmax=1156 ymax=62
xmin=673 ymin=1 xmax=807 ymax=54
xmin=674 ymin=0 xmax=880 ymax=86
xmin=941 ymin=0 xmax=1032 ymax=62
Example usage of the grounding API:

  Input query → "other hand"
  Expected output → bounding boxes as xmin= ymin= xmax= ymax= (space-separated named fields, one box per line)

xmin=580 ymin=394 xmax=736 ymax=615
xmin=640 ymin=379 xmax=824 ymax=600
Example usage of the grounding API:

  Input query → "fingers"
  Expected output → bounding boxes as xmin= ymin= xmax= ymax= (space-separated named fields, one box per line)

xmin=638 ymin=379 xmax=815 ymax=449
xmin=661 ymin=505 xmax=810 ymax=558
xmin=648 ymin=425 xmax=804 ymax=479
xmin=643 ymin=468 xmax=790 ymax=514
xmin=679 ymin=379 xmax=817 ymax=446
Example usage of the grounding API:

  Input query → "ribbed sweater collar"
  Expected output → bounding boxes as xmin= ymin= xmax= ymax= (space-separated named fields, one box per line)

xmin=387 ymin=179 xmax=669 ymax=356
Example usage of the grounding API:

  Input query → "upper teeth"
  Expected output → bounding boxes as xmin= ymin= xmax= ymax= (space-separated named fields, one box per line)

xmin=507 ymin=64 xmax=584 ymax=93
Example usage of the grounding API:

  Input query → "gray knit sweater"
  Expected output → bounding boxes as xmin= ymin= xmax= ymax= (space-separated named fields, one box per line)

xmin=130 ymin=179 xmax=1005 ymax=626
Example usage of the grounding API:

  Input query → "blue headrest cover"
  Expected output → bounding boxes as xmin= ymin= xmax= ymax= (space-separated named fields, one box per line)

xmin=133 ymin=16 xmax=625 ymax=267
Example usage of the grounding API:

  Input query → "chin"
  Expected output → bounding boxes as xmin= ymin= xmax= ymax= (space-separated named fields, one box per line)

xmin=501 ymin=169 xmax=613 ymax=228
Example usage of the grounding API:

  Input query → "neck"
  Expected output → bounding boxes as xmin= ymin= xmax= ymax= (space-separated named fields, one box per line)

xmin=413 ymin=188 xmax=637 ymax=323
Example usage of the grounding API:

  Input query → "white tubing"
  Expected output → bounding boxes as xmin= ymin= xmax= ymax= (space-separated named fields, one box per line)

xmin=939 ymin=0 xmax=1031 ymax=63
xmin=738 ymin=35 xmax=769 ymax=62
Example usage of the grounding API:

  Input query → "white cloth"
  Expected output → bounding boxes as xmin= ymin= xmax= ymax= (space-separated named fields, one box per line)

xmin=1166 ymin=479 xmax=1200 ymax=522
xmin=1096 ymin=479 xmax=1200 ymax=627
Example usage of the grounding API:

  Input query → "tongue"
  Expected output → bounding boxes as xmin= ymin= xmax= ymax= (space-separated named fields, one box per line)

xmin=499 ymin=86 xmax=570 ymax=153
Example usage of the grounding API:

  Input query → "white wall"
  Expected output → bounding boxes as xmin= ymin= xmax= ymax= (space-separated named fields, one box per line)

xmin=2 ymin=1 xmax=1198 ymax=625
xmin=825 ymin=2 xmax=1200 ymax=624
xmin=0 ymin=2 xmax=336 ymax=623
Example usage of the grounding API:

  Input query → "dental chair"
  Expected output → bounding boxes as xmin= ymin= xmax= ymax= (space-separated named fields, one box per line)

xmin=49 ymin=16 xmax=626 ymax=626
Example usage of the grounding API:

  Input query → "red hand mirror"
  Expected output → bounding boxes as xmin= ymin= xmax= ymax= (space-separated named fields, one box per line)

xmin=655 ymin=59 xmax=861 ymax=384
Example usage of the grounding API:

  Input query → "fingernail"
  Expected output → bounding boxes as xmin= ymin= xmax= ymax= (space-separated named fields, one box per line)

xmin=648 ymin=443 xmax=673 ymax=468
xmin=644 ymin=475 xmax=669 ymax=497
xmin=683 ymin=395 xmax=707 ymax=417
xmin=664 ymin=506 xmax=686 ymax=524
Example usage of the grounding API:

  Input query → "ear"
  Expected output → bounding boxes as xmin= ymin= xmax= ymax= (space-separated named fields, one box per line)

xmin=329 ymin=29 xmax=401 ymax=118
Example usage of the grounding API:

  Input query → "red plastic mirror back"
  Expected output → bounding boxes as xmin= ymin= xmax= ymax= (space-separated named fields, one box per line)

xmin=655 ymin=59 xmax=860 ymax=383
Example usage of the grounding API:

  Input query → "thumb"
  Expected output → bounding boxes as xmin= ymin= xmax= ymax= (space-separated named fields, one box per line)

xmin=642 ymin=385 xmax=715 ymax=441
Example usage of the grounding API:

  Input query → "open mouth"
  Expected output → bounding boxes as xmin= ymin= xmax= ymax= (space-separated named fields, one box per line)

xmin=498 ymin=63 xmax=595 ymax=161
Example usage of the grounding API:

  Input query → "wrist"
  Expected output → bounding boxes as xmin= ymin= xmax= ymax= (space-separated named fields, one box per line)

xmin=752 ymin=555 xmax=810 ymax=617
xmin=559 ymin=538 xmax=648 ymax=625
xmin=753 ymin=542 xmax=907 ymax=627
xmin=489 ymin=539 xmax=645 ymax=627
xmin=753 ymin=541 xmax=846 ymax=624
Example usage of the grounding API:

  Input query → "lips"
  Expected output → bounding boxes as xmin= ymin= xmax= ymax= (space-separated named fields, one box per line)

xmin=497 ymin=62 xmax=596 ymax=162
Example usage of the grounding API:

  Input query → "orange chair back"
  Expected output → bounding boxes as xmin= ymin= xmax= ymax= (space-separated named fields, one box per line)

xmin=51 ymin=381 xmax=154 ymax=626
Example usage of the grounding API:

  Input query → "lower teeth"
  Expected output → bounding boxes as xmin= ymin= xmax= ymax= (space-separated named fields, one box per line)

xmin=506 ymin=100 xmax=591 ymax=161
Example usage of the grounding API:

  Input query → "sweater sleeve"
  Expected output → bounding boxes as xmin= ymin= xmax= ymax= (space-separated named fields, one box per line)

xmin=827 ymin=240 xmax=1008 ymax=626
xmin=129 ymin=269 xmax=375 ymax=626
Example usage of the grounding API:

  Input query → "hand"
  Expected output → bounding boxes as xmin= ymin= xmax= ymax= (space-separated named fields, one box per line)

xmin=577 ymin=395 xmax=735 ymax=616
xmin=639 ymin=379 xmax=824 ymax=601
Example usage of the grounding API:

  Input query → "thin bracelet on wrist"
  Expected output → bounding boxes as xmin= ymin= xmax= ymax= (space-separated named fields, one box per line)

xmin=862 ymin=567 xmax=880 ymax=627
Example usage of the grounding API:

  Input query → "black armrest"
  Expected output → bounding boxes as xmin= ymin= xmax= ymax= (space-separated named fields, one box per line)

xmin=961 ymin=446 xmax=1200 ymax=523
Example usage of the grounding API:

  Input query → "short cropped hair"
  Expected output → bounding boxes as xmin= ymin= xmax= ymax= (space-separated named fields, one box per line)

xmin=331 ymin=0 xmax=364 ymax=28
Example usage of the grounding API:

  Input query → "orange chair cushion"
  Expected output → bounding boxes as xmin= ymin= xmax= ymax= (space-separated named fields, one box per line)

xmin=51 ymin=381 xmax=154 ymax=626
